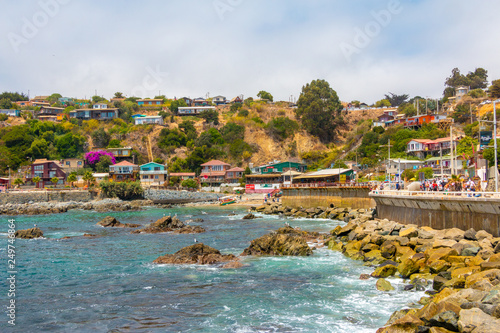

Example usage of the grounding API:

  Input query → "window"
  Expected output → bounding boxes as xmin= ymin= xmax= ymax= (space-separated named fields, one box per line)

xmin=155 ymin=175 xmax=159 ymax=179
xmin=34 ymin=165 xmax=44 ymax=171
xmin=154 ymin=167 xmax=160 ymax=171
xmin=66 ymin=161 xmax=70 ymax=166
xmin=49 ymin=171 xmax=56 ymax=178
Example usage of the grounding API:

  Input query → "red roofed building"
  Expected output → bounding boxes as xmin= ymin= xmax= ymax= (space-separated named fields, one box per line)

xmin=27 ymin=159 xmax=66 ymax=188
xmin=109 ymin=161 xmax=139 ymax=182
xmin=200 ymin=160 xmax=231 ymax=187
xmin=407 ymin=137 xmax=460 ymax=159
xmin=225 ymin=167 xmax=245 ymax=184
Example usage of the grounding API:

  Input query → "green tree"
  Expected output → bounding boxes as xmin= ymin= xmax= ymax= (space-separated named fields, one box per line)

xmin=56 ymin=133 xmax=85 ymax=158
xmin=237 ymin=109 xmax=249 ymax=117
xmin=444 ymin=67 xmax=488 ymax=96
xmin=107 ymin=139 xmax=122 ymax=148
xmin=181 ymin=178 xmax=198 ymax=189
xmin=266 ymin=117 xmax=299 ymax=140
xmin=257 ymin=90 xmax=273 ymax=102
xmin=95 ymin=155 xmax=114 ymax=173
xmin=384 ymin=93 xmax=408 ymax=107
xmin=27 ymin=138 xmax=49 ymax=159
xmin=230 ymin=102 xmax=243 ymax=112
xmin=114 ymin=92 xmax=124 ymax=98
xmin=489 ymin=79 xmax=500 ymax=99
xmin=169 ymin=99 xmax=187 ymax=114
xmin=401 ymin=169 xmax=415 ymax=181
xmin=0 ymin=92 xmax=28 ymax=102
xmin=483 ymin=139 xmax=500 ymax=169
xmin=91 ymin=128 xmax=111 ymax=148
xmin=48 ymin=93 xmax=62 ymax=104
xmin=13 ymin=178 xmax=24 ymax=187
xmin=179 ymin=120 xmax=198 ymax=141
xmin=295 ymin=79 xmax=343 ymax=143
xmin=153 ymin=157 xmax=164 ymax=164
xmin=32 ymin=176 xmax=41 ymax=188
xmin=158 ymin=128 xmax=187 ymax=150
xmin=82 ymin=171 xmax=95 ymax=187
xmin=67 ymin=173 xmax=77 ymax=187
xmin=220 ymin=122 xmax=245 ymax=142
xmin=199 ymin=109 xmax=219 ymax=125
xmin=419 ymin=167 xmax=434 ymax=179
xmin=0 ymin=98 xmax=13 ymax=109
xmin=92 ymin=95 xmax=106 ymax=103
xmin=398 ymin=103 xmax=417 ymax=117
xmin=456 ymin=137 xmax=478 ymax=157
xmin=451 ymin=104 xmax=472 ymax=124
xmin=468 ymin=89 xmax=486 ymax=98
xmin=374 ymin=99 xmax=391 ymax=107
xmin=194 ymin=128 xmax=224 ymax=148
xmin=51 ymin=176 xmax=59 ymax=187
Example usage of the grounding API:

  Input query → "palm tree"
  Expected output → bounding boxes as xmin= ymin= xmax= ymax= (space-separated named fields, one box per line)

xmin=51 ymin=177 xmax=59 ymax=188
xmin=13 ymin=178 xmax=24 ymax=188
xmin=82 ymin=171 xmax=95 ymax=188
xmin=32 ymin=176 xmax=41 ymax=189
xmin=67 ymin=174 xmax=77 ymax=188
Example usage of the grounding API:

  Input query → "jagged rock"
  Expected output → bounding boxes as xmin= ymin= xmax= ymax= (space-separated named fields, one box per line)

xmin=400 ymin=227 xmax=419 ymax=238
xmin=359 ymin=274 xmax=370 ymax=280
xmin=193 ymin=218 xmax=204 ymax=222
xmin=428 ymin=311 xmax=459 ymax=332
xmin=378 ymin=314 xmax=424 ymax=332
xmin=241 ymin=229 xmax=313 ymax=256
xmin=398 ymin=256 xmax=423 ymax=279
xmin=433 ymin=276 xmax=449 ymax=291
xmin=464 ymin=228 xmax=478 ymax=241
xmin=243 ymin=213 xmax=259 ymax=219
xmin=132 ymin=216 xmax=204 ymax=234
xmin=476 ymin=230 xmax=493 ymax=241
xmin=380 ymin=240 xmax=397 ymax=259
xmin=96 ymin=216 xmax=140 ymax=228
xmin=376 ymin=278 xmax=395 ymax=291
xmin=15 ymin=227 xmax=43 ymax=239
xmin=465 ymin=269 xmax=500 ymax=288
xmin=371 ymin=264 xmax=398 ymax=278
xmin=462 ymin=246 xmax=481 ymax=257
xmin=153 ymin=243 xmax=238 ymax=266
xmin=458 ymin=308 xmax=500 ymax=333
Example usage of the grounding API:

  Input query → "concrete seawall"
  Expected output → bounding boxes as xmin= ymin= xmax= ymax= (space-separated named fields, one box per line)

xmin=371 ymin=193 xmax=500 ymax=237
xmin=144 ymin=189 xmax=220 ymax=204
xmin=282 ymin=187 xmax=375 ymax=209
xmin=0 ymin=191 xmax=96 ymax=205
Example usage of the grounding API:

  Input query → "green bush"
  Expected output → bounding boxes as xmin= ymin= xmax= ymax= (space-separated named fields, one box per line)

xmin=237 ymin=109 xmax=249 ymax=117
xmin=181 ymin=178 xmax=198 ymax=189
xmin=266 ymin=117 xmax=299 ymax=140
xmin=99 ymin=181 xmax=144 ymax=200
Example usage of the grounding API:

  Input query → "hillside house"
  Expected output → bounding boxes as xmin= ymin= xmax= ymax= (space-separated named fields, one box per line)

xmin=169 ymin=172 xmax=196 ymax=181
xmin=139 ymin=162 xmax=168 ymax=186
xmin=69 ymin=108 xmax=118 ymax=120
xmin=0 ymin=109 xmax=20 ymax=117
xmin=27 ymin=159 xmax=66 ymax=187
xmin=137 ymin=99 xmax=163 ymax=107
xmin=252 ymin=161 xmax=307 ymax=174
xmin=212 ymin=96 xmax=227 ymax=105
xmin=225 ymin=167 xmax=245 ymax=184
xmin=134 ymin=115 xmax=164 ymax=125
xmin=199 ymin=160 xmax=231 ymax=187
xmin=57 ymin=158 xmax=84 ymax=173
xmin=109 ymin=161 xmax=139 ymax=182
xmin=193 ymin=98 xmax=208 ymax=106
xmin=93 ymin=103 xmax=109 ymax=109
xmin=230 ymin=96 xmax=243 ymax=104
xmin=178 ymin=106 xmax=215 ymax=115
xmin=406 ymin=137 xmax=460 ymax=159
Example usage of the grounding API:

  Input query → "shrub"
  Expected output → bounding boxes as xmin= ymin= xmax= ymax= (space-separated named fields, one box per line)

xmin=230 ymin=103 xmax=242 ymax=112
xmin=237 ymin=109 xmax=249 ymax=117
xmin=181 ymin=178 xmax=198 ymax=189
xmin=99 ymin=181 xmax=144 ymax=200
xmin=266 ymin=117 xmax=299 ymax=140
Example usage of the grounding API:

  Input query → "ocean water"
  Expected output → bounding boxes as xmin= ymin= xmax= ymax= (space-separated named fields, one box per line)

xmin=0 ymin=206 xmax=426 ymax=332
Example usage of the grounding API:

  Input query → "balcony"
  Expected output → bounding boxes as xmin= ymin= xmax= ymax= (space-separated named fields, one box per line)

xmin=140 ymin=170 xmax=168 ymax=175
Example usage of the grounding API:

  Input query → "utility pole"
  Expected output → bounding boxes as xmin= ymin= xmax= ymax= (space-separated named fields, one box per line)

xmin=450 ymin=126 xmax=454 ymax=176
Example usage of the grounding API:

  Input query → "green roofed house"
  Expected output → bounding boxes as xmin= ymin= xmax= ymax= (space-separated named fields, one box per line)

xmin=253 ymin=160 xmax=307 ymax=174
xmin=139 ymin=162 xmax=168 ymax=186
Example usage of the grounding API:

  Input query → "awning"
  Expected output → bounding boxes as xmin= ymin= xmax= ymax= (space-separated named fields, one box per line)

xmin=281 ymin=170 xmax=302 ymax=176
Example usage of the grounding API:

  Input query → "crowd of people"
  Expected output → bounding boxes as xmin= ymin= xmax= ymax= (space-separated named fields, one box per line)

xmin=377 ymin=177 xmax=480 ymax=194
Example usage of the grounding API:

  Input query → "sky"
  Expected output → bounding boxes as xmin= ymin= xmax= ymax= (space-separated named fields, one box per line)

xmin=1 ymin=0 xmax=499 ymax=104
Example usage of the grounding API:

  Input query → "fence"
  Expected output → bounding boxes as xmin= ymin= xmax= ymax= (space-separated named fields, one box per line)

xmin=371 ymin=189 xmax=500 ymax=199
xmin=282 ymin=182 xmax=372 ymax=189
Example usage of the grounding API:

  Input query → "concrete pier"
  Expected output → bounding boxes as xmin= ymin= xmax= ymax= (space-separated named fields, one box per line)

xmin=371 ymin=192 xmax=500 ymax=237
xmin=282 ymin=187 xmax=374 ymax=209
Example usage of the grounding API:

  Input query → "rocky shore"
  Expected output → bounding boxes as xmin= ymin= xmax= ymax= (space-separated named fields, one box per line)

xmin=256 ymin=202 xmax=500 ymax=333
xmin=0 ymin=198 xmax=154 ymax=215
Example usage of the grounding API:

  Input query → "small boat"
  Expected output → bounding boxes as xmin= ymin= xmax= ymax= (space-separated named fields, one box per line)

xmin=219 ymin=196 xmax=236 ymax=206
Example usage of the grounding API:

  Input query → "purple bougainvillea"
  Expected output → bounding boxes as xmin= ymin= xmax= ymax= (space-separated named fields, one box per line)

xmin=84 ymin=151 xmax=116 ymax=166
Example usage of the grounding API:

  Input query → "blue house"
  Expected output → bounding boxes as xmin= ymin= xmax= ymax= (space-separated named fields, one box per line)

xmin=139 ymin=162 xmax=168 ymax=186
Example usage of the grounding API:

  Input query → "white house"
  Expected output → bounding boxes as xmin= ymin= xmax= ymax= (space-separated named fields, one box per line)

xmin=178 ymin=106 xmax=216 ymax=115
xmin=134 ymin=116 xmax=164 ymax=125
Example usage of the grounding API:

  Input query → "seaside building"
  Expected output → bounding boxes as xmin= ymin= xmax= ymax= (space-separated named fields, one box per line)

xmin=27 ymin=159 xmax=67 ymax=188
xmin=0 ymin=109 xmax=21 ymax=117
xmin=139 ymin=162 xmax=168 ymax=186
xmin=57 ymin=158 xmax=84 ymax=173
xmin=385 ymin=159 xmax=424 ymax=176
xmin=406 ymin=137 xmax=460 ymax=159
xmin=199 ymin=160 xmax=231 ymax=187
xmin=212 ymin=96 xmax=227 ymax=105
xmin=108 ymin=161 xmax=139 ymax=182
xmin=169 ymin=172 xmax=196 ymax=181
xmin=69 ymin=107 xmax=119 ymax=121
xmin=225 ymin=167 xmax=245 ymax=185
xmin=292 ymin=168 xmax=354 ymax=185
xmin=245 ymin=174 xmax=283 ymax=193
xmin=252 ymin=160 xmax=307 ymax=174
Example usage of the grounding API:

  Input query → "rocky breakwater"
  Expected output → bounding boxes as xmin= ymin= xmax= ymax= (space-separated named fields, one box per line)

xmin=0 ymin=198 xmax=153 ymax=216
xmin=153 ymin=243 xmax=240 ymax=268
xmin=131 ymin=215 xmax=205 ymax=234
xmin=326 ymin=216 xmax=500 ymax=333
xmin=252 ymin=202 xmax=374 ymax=222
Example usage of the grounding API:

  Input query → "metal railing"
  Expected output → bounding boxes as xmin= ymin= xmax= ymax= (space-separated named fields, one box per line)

xmin=282 ymin=182 xmax=372 ymax=188
xmin=370 ymin=189 xmax=500 ymax=199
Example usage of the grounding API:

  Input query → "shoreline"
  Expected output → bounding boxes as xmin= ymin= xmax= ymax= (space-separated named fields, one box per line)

xmin=255 ymin=202 xmax=500 ymax=332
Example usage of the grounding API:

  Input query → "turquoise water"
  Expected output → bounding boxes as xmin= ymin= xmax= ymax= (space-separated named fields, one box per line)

xmin=0 ymin=206 xmax=425 ymax=332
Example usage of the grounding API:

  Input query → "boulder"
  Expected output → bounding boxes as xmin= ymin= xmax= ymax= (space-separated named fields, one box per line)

xmin=337 ymin=222 xmax=357 ymax=237
xmin=476 ymin=230 xmax=493 ymax=241
xmin=443 ymin=228 xmax=465 ymax=241
xmin=242 ymin=213 xmax=259 ymax=220
xmin=153 ymin=243 xmax=238 ymax=266
xmin=428 ymin=310 xmax=459 ymax=332
xmin=376 ymin=278 xmax=395 ymax=291
xmin=429 ymin=260 xmax=452 ymax=274
xmin=433 ymin=276 xmax=449 ymax=291
xmin=172 ymin=226 xmax=206 ymax=234
xmin=400 ymin=227 xmax=419 ymax=238
xmin=433 ymin=239 xmax=458 ymax=249
xmin=378 ymin=314 xmax=424 ymax=333
xmin=15 ymin=227 xmax=43 ymax=239
xmin=464 ymin=228 xmax=477 ymax=241
xmin=241 ymin=231 xmax=313 ymax=256
xmin=462 ymin=246 xmax=481 ymax=257
xmin=380 ymin=240 xmax=397 ymax=259
xmin=458 ymin=308 xmax=500 ymax=333
xmin=398 ymin=256 xmax=424 ymax=279
xmin=417 ymin=300 xmax=462 ymax=323
xmin=359 ymin=274 xmax=370 ymax=280
xmin=96 ymin=216 xmax=140 ymax=228
xmin=371 ymin=264 xmax=398 ymax=278
xmin=465 ymin=269 xmax=500 ymax=288
xmin=480 ymin=261 xmax=500 ymax=271
xmin=132 ymin=216 xmax=203 ymax=234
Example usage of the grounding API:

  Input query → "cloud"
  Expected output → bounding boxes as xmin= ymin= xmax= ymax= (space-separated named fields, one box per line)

xmin=1 ymin=0 xmax=499 ymax=104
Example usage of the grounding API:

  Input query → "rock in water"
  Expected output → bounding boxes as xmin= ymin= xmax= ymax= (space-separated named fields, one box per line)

xmin=242 ymin=213 xmax=258 ymax=220
xmin=15 ymin=227 xmax=43 ymax=239
xmin=241 ymin=230 xmax=313 ymax=256
xmin=376 ymin=278 xmax=395 ymax=291
xmin=132 ymin=215 xmax=205 ymax=234
xmin=153 ymin=243 xmax=238 ymax=266
xmin=96 ymin=216 xmax=140 ymax=228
